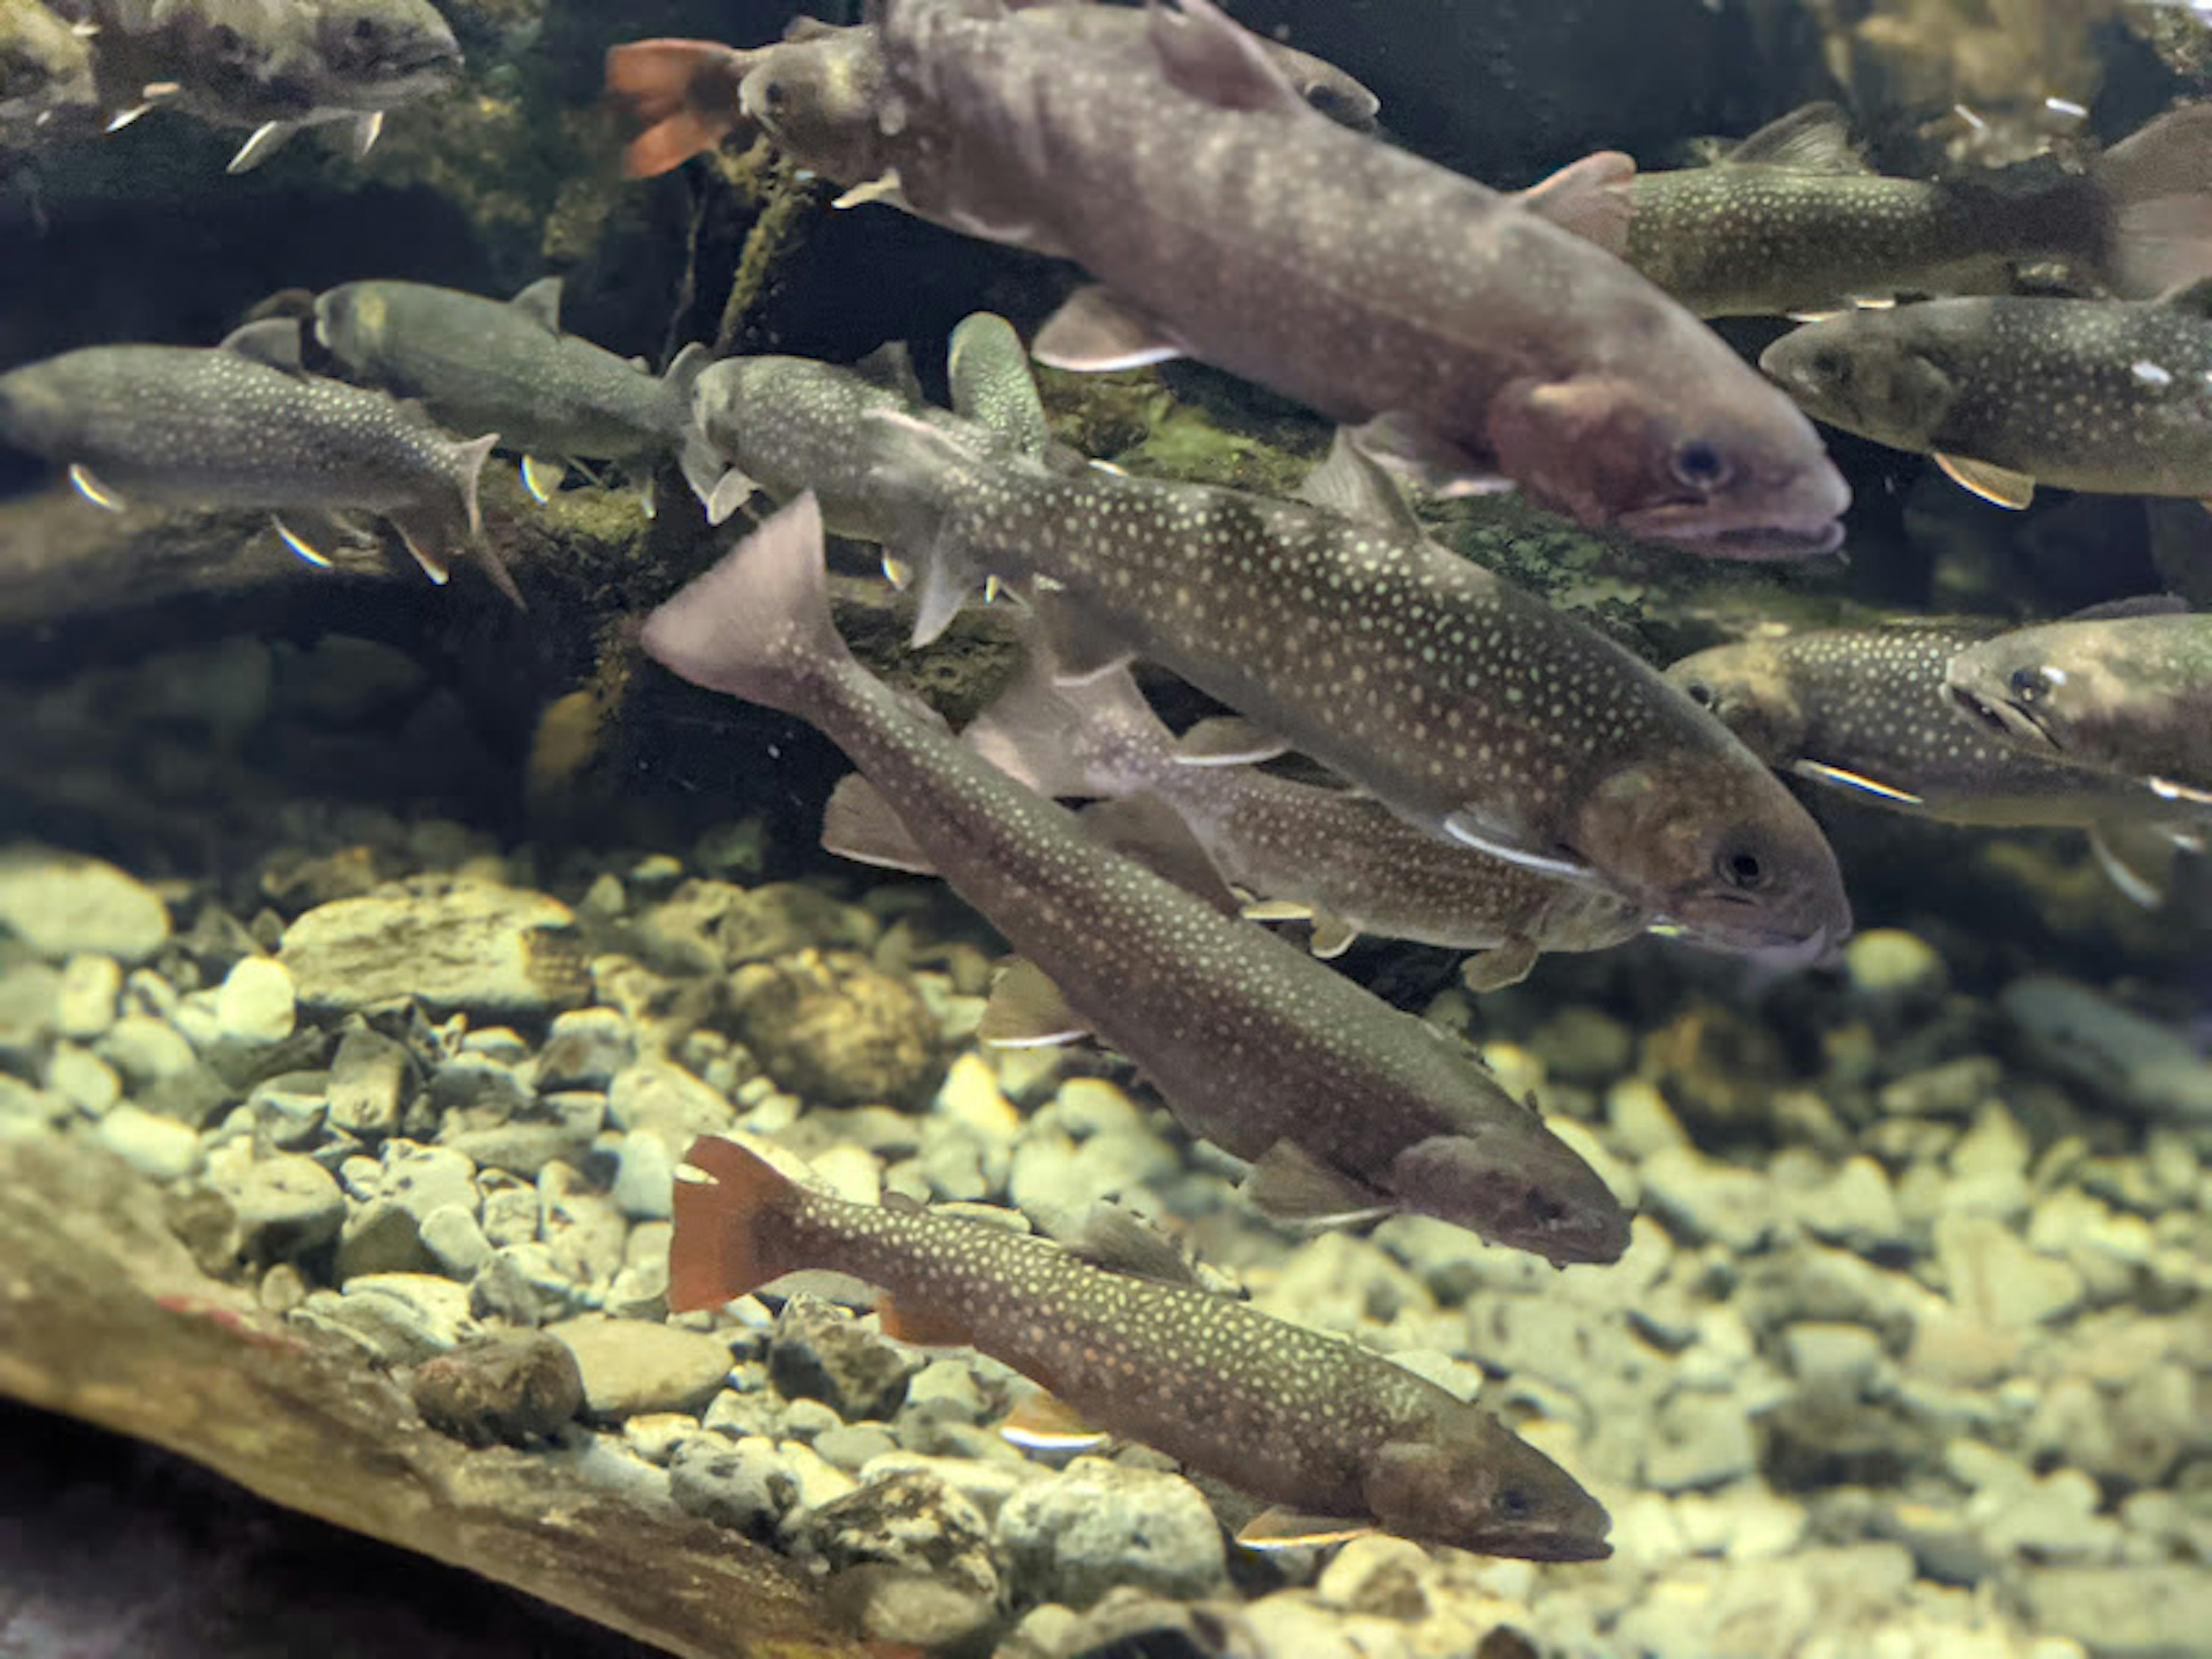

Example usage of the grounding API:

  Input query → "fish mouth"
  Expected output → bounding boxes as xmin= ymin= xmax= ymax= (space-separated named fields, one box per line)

xmin=1948 ymin=681 xmax=2059 ymax=751
xmin=1622 ymin=453 xmax=1851 ymax=562
xmin=1488 ymin=1528 xmax=1613 ymax=1564
xmin=1648 ymin=516 xmax=1847 ymax=562
xmin=1664 ymin=900 xmax=1850 ymax=967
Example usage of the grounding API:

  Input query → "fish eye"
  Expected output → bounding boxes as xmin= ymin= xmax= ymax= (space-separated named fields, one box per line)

xmin=1716 ymin=845 xmax=1767 ymax=891
xmin=759 ymin=77 xmax=790 ymax=113
xmin=1810 ymin=349 xmax=1847 ymax=384
xmin=2008 ymin=666 xmax=2046 ymax=703
xmin=1683 ymin=679 xmax=1715 ymax=709
xmin=1496 ymin=1485 xmax=1535 ymax=1520
xmin=1668 ymin=438 xmax=1732 ymax=493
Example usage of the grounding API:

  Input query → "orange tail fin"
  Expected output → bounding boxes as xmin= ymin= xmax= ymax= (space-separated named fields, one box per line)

xmin=605 ymin=39 xmax=751 ymax=179
xmin=669 ymin=1135 xmax=800 ymax=1311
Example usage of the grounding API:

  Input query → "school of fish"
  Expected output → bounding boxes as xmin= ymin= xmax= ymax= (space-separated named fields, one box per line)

xmin=8 ymin=0 xmax=2212 ymax=1569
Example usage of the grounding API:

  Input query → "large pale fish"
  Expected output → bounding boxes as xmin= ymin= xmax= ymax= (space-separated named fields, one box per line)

xmin=671 ymin=1134 xmax=1612 ymax=1560
xmin=642 ymin=491 xmax=1633 ymax=1267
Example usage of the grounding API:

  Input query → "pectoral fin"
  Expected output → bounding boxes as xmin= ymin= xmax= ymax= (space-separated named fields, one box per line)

xmin=1032 ymin=590 xmax=1137 ymax=683
xmin=1790 ymin=759 xmax=1926 ymax=807
xmin=1171 ymin=716 xmax=1290 ymax=767
xmin=1934 ymin=453 xmax=2036 ymax=509
xmin=2088 ymin=823 xmax=2176 ymax=909
xmin=979 ymin=960 xmax=1091 ymax=1048
xmin=1305 ymin=911 xmax=1358 ymax=959
xmin=999 ymin=1390 xmax=1110 ymax=1452
xmin=821 ymin=775 xmax=935 ymax=874
xmin=833 ymin=170 xmax=911 ymax=212
xmin=228 ymin=120 xmax=300 ymax=174
xmin=1511 ymin=150 xmax=1636 ymax=256
xmin=521 ymin=455 xmax=566 ymax=504
xmin=704 ymin=467 xmax=759 ymax=528
xmin=1033 ymin=285 xmax=1185 ymax=372
xmin=1441 ymin=810 xmax=1594 ymax=879
xmin=67 ymin=463 xmax=126 ymax=511
xmin=1070 ymin=1206 xmax=1203 ymax=1287
xmin=1296 ymin=426 xmax=1428 ymax=535
xmin=1235 ymin=1508 xmax=1378 ymax=1550
xmin=1243 ymin=1141 xmax=1393 ymax=1225
xmin=271 ymin=517 xmax=332 ymax=568
xmin=1460 ymin=936 xmax=1541 ymax=993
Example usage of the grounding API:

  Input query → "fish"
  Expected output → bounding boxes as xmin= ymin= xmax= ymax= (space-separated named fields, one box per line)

xmin=312 ymin=277 xmax=716 ymax=513
xmin=943 ymin=637 xmax=1652 ymax=984
xmin=642 ymin=491 xmax=1633 ymax=1267
xmin=1666 ymin=623 xmax=2208 ymax=905
xmin=1759 ymin=281 xmax=2212 ymax=510
xmin=603 ymin=6 xmax=1378 ymax=183
xmin=48 ymin=0 xmax=459 ymax=173
xmin=0 ymin=0 xmax=101 ymax=148
xmin=670 ymin=1133 xmax=1613 ymax=1562
xmin=847 ymin=0 xmax=1846 ymax=558
xmin=1945 ymin=610 xmax=2212 ymax=800
xmin=1596 ymin=101 xmax=2212 ymax=319
xmin=683 ymin=338 xmax=1853 ymax=964
xmin=0 ymin=319 xmax=512 ymax=601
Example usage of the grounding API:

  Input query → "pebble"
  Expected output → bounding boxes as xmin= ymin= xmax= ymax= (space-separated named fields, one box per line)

xmin=1934 ymin=1214 xmax=2084 ymax=1327
xmin=281 ymin=887 xmax=589 ymax=1016
xmin=729 ymin=953 xmax=943 ymax=1109
xmin=218 ymin=1153 xmax=347 ymax=1259
xmin=535 ymin=1007 xmax=635 ymax=1093
xmin=93 ymin=1102 xmax=202 ymax=1179
xmin=1843 ymin=929 xmax=1948 ymax=1006
xmin=308 ymin=1272 xmax=476 ymax=1363
xmin=997 ymin=1457 xmax=1229 ymax=1609
xmin=410 ymin=1331 xmax=585 ymax=1447
xmin=419 ymin=1203 xmax=494 ymax=1278
xmin=669 ymin=1434 xmax=810 ymax=1540
xmin=789 ymin=1471 xmax=1001 ymax=1650
xmin=327 ymin=1024 xmax=410 ymax=1139
xmin=552 ymin=1316 xmax=733 ymax=1417
xmin=53 ymin=954 xmax=122 ymax=1039
xmin=605 ymin=1060 xmax=736 ymax=1157
xmin=1802 ymin=1155 xmax=1909 ymax=1256
xmin=1638 ymin=1145 xmax=1778 ymax=1252
xmin=768 ymin=1295 xmax=919 ymax=1421
xmin=2019 ymin=1565 xmax=2212 ymax=1658
xmin=45 ymin=1043 xmax=121 ymax=1115
xmin=213 ymin=957 xmax=296 ymax=1047
xmin=0 ymin=845 xmax=170 ymax=962
xmin=608 ymin=1129 xmax=675 ymax=1220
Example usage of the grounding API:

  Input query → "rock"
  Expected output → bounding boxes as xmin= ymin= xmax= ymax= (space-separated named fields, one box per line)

xmin=610 ymin=1131 xmax=675 ymax=1221
xmin=213 ymin=957 xmax=295 ymax=1047
xmin=606 ymin=1060 xmax=736 ymax=1158
xmin=92 ymin=1103 xmax=201 ymax=1180
xmin=769 ymin=1295 xmax=920 ymax=1421
xmin=812 ymin=1422 xmax=902 ymax=1474
xmin=1843 ymin=929 xmax=1948 ymax=1007
xmin=1801 ymin=1155 xmax=1909 ymax=1256
xmin=216 ymin=1154 xmax=346 ymax=1260
xmin=336 ymin=1142 xmax=482 ymax=1279
xmin=302 ymin=1272 xmax=476 ymax=1364
xmin=2000 ymin=976 xmax=2212 ymax=1123
xmin=94 ymin=1014 xmax=228 ymax=1124
xmin=535 ymin=1006 xmax=636 ymax=1092
xmin=1878 ymin=1055 xmax=2002 ymax=1119
xmin=327 ymin=1024 xmax=411 ymax=1139
xmin=1779 ymin=1321 xmax=1886 ymax=1391
xmin=410 ymin=1331 xmax=586 ymax=1448
xmin=44 ymin=1042 xmax=120 ymax=1115
xmin=789 ymin=1471 xmax=1001 ymax=1652
xmin=281 ymin=887 xmax=589 ymax=1017
xmin=997 ymin=1457 xmax=1229 ymax=1609
xmin=1641 ymin=1391 xmax=1758 ymax=1491
xmin=552 ymin=1316 xmax=733 ymax=1418
xmin=1638 ymin=1145 xmax=1777 ymax=1252
xmin=729 ymin=953 xmax=942 ymax=1110
xmin=54 ymin=953 xmax=121 ymax=1039
xmin=538 ymin=1164 xmax=630 ymax=1289
xmin=0 ymin=844 xmax=169 ymax=962
xmin=1934 ymin=1214 xmax=2084 ymax=1327
xmin=1606 ymin=1077 xmax=1690 ymax=1160
xmin=1970 ymin=1466 xmax=2122 ymax=1560
xmin=2019 ymin=1565 xmax=2212 ymax=1658
xmin=1525 ymin=1006 xmax=1634 ymax=1085
xmin=419 ymin=1204 xmax=494 ymax=1279
xmin=668 ymin=1435 xmax=809 ymax=1541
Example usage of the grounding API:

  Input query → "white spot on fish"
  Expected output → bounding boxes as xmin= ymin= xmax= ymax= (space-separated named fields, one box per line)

xmin=2131 ymin=361 xmax=2173 ymax=389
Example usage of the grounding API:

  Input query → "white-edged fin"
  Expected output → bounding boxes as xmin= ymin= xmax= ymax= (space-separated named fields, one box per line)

xmin=1306 ymin=911 xmax=1357 ymax=959
xmin=1070 ymin=1206 xmax=1203 ymax=1287
xmin=1242 ymin=1141 xmax=1392 ymax=1225
xmin=881 ymin=551 xmax=914 ymax=590
xmin=1724 ymin=102 xmax=1869 ymax=173
xmin=1461 ymin=937 xmax=1541 ymax=993
xmin=1296 ymin=426 xmax=1426 ymax=535
xmin=1511 ymin=150 xmax=1637 ymax=256
xmin=1145 ymin=0 xmax=1309 ymax=116
xmin=1236 ymin=1509 xmax=1377 ymax=1551
xmin=350 ymin=111 xmax=383 ymax=160
xmin=1172 ymin=716 xmax=1290 ymax=767
xmin=1790 ymin=759 xmax=1926 ymax=807
xmin=1241 ymin=897 xmax=1314 ymax=923
xmin=999 ymin=1391 xmax=1109 ymax=1453
xmin=639 ymin=478 xmax=657 ymax=519
xmin=511 ymin=276 xmax=563 ymax=334
xmin=2150 ymin=774 xmax=2212 ymax=806
xmin=105 ymin=103 xmax=154 ymax=132
xmin=228 ymin=120 xmax=300 ymax=174
xmin=833 ymin=169 xmax=908 ymax=211
xmin=67 ymin=463 xmax=126 ymax=512
xmin=911 ymin=542 xmax=983 ymax=647
xmin=821 ymin=774 xmax=936 ymax=874
xmin=1033 ymin=285 xmax=1185 ymax=372
xmin=218 ymin=317 xmax=305 ymax=372
xmin=1441 ymin=811 xmax=1593 ymax=879
xmin=851 ymin=339 xmax=925 ymax=403
xmin=1077 ymin=794 xmax=1241 ymax=915
xmin=392 ymin=520 xmax=453 ymax=585
xmin=704 ymin=467 xmax=758 ymax=528
xmin=1349 ymin=414 xmax=1512 ymax=499
xmin=978 ymin=960 xmax=1091 ymax=1048
xmin=2088 ymin=823 xmax=2173 ymax=910
xmin=1934 ymin=453 xmax=2035 ymax=510
xmin=1786 ymin=309 xmax=1846 ymax=324
xmin=271 ymin=517 xmax=332 ymax=567
xmin=521 ymin=455 xmax=565 ymax=503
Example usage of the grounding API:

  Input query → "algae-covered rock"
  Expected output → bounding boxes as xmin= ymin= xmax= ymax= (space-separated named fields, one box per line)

xmin=730 ymin=950 xmax=944 ymax=1111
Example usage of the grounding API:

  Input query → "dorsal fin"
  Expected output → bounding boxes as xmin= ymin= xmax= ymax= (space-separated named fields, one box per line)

xmin=851 ymin=339 xmax=925 ymax=403
xmin=1512 ymin=150 xmax=1636 ymax=256
xmin=1297 ymin=427 xmax=1425 ymax=536
xmin=1145 ymin=0 xmax=1309 ymax=117
xmin=2063 ymin=593 xmax=2190 ymax=621
xmin=218 ymin=318 xmax=305 ymax=373
xmin=512 ymin=276 xmax=563 ymax=334
xmin=1725 ymin=103 xmax=1869 ymax=173
xmin=1069 ymin=1205 xmax=1203 ymax=1287
xmin=1078 ymin=794 xmax=1241 ymax=915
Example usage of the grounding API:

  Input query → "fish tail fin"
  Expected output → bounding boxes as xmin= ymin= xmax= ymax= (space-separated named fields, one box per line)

xmin=2091 ymin=103 xmax=2212 ymax=297
xmin=964 ymin=643 xmax=1169 ymax=798
xmin=641 ymin=491 xmax=849 ymax=714
xmin=604 ymin=40 xmax=754 ymax=179
xmin=670 ymin=1134 xmax=803 ymax=1311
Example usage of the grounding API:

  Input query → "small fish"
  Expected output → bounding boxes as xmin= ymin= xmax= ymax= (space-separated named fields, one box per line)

xmin=1946 ymin=611 xmax=2212 ymax=800
xmin=671 ymin=1135 xmax=1612 ymax=1561
xmin=50 ymin=0 xmax=459 ymax=172
xmin=684 ymin=339 xmax=1853 ymax=964
xmin=1668 ymin=623 xmax=2207 ymax=904
xmin=1760 ymin=281 xmax=2212 ymax=510
xmin=847 ymin=0 xmax=1845 ymax=558
xmin=313 ymin=277 xmax=714 ymax=512
xmin=643 ymin=493 xmax=1631 ymax=1266
xmin=1595 ymin=102 xmax=2212 ymax=319
xmin=950 ymin=637 xmax=1651 ymax=984
xmin=0 ymin=320 xmax=510 ymax=601
xmin=0 ymin=0 xmax=101 ymax=148
xmin=603 ymin=6 xmax=1377 ymax=183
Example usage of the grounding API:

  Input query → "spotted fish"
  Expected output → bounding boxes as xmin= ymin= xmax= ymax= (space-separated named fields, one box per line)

xmin=1760 ymin=282 xmax=2212 ymax=509
xmin=671 ymin=1134 xmax=1612 ymax=1560
xmin=643 ymin=493 xmax=1631 ymax=1266
xmin=0 ymin=321 xmax=510 ymax=600
xmin=683 ymin=340 xmax=1853 ymax=964
xmin=1946 ymin=610 xmax=2212 ymax=800
xmin=1600 ymin=102 xmax=2212 ymax=319
xmin=1668 ymin=622 xmax=2207 ymax=904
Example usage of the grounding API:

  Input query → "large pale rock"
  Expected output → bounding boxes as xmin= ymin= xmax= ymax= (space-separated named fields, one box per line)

xmin=0 ymin=845 xmax=169 ymax=963
xmin=281 ymin=887 xmax=589 ymax=1017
